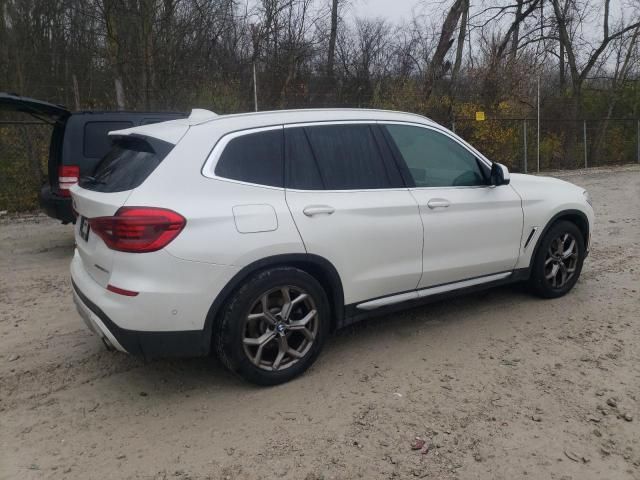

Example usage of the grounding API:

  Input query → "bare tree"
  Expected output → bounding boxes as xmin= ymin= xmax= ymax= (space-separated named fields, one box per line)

xmin=550 ymin=0 xmax=640 ymax=165
xmin=424 ymin=0 xmax=467 ymax=100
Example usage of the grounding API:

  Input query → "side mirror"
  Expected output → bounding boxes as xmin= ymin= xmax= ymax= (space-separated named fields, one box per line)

xmin=490 ymin=163 xmax=510 ymax=186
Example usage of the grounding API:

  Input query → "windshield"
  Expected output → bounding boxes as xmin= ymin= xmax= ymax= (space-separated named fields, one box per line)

xmin=79 ymin=136 xmax=174 ymax=193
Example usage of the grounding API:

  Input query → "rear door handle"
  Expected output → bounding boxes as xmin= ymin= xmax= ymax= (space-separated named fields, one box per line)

xmin=427 ymin=199 xmax=450 ymax=209
xmin=303 ymin=205 xmax=335 ymax=217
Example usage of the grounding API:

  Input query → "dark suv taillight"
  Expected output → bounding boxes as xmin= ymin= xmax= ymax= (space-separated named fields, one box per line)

xmin=58 ymin=165 xmax=80 ymax=197
xmin=89 ymin=207 xmax=186 ymax=253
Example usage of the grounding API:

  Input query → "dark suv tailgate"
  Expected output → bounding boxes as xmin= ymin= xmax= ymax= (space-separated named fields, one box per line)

xmin=0 ymin=92 xmax=70 ymax=120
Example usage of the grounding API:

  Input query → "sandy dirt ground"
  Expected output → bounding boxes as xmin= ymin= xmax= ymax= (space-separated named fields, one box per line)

xmin=1 ymin=165 xmax=639 ymax=480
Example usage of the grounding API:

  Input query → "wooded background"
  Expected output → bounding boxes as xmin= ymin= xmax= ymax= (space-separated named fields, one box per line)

xmin=1 ymin=0 xmax=639 ymax=211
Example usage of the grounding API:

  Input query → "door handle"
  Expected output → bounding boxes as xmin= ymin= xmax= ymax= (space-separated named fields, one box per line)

xmin=427 ymin=199 xmax=450 ymax=209
xmin=303 ymin=205 xmax=335 ymax=217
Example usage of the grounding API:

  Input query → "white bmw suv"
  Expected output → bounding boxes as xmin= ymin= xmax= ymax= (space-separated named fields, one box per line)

xmin=70 ymin=109 xmax=593 ymax=385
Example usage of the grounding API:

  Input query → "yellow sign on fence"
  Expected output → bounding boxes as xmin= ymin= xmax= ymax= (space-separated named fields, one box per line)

xmin=475 ymin=111 xmax=485 ymax=121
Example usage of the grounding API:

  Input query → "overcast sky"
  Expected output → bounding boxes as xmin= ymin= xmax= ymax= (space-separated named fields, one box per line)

xmin=348 ymin=0 xmax=418 ymax=22
xmin=344 ymin=0 xmax=633 ymax=52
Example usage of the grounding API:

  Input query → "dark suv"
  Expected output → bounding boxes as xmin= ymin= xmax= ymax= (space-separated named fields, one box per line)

xmin=0 ymin=93 xmax=185 ymax=223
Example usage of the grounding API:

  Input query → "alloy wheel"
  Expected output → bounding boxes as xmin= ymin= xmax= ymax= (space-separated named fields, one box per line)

xmin=242 ymin=286 xmax=318 ymax=371
xmin=544 ymin=232 xmax=579 ymax=289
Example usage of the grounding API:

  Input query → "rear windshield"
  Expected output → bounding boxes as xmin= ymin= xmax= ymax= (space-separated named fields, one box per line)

xmin=79 ymin=136 xmax=174 ymax=193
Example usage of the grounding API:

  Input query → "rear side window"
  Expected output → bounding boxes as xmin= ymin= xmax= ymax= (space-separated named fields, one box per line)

xmin=215 ymin=129 xmax=283 ymax=187
xmin=79 ymin=136 xmax=173 ymax=193
xmin=83 ymin=121 xmax=133 ymax=158
xmin=302 ymin=124 xmax=394 ymax=190
xmin=285 ymin=128 xmax=324 ymax=190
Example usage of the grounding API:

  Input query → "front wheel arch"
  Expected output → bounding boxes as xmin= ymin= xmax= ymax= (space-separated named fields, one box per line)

xmin=529 ymin=209 xmax=590 ymax=271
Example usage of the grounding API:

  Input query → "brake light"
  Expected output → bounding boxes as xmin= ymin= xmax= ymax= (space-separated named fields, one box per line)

xmin=89 ymin=207 xmax=186 ymax=253
xmin=58 ymin=165 xmax=80 ymax=197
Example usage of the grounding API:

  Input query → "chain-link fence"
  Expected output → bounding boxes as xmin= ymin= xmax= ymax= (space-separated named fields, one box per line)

xmin=1 ymin=116 xmax=639 ymax=212
xmin=0 ymin=121 xmax=51 ymax=212
xmin=452 ymin=118 xmax=640 ymax=173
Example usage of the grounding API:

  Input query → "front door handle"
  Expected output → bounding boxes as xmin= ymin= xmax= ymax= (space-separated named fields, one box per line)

xmin=303 ymin=205 xmax=335 ymax=217
xmin=427 ymin=198 xmax=450 ymax=209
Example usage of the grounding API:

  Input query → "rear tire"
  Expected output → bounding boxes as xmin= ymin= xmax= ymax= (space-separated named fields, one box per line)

xmin=214 ymin=267 xmax=330 ymax=386
xmin=529 ymin=220 xmax=585 ymax=298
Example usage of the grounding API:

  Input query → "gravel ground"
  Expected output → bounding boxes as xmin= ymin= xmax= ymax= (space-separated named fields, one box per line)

xmin=1 ymin=165 xmax=639 ymax=480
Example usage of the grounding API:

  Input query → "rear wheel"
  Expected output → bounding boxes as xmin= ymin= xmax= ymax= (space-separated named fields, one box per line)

xmin=529 ymin=220 xmax=585 ymax=298
xmin=214 ymin=267 xmax=330 ymax=385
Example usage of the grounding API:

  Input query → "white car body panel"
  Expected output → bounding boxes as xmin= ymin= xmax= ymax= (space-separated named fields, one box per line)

xmin=411 ymin=184 xmax=523 ymax=287
xmin=71 ymin=248 xmax=238 ymax=332
xmin=508 ymin=173 xmax=594 ymax=269
xmin=286 ymin=188 xmax=423 ymax=304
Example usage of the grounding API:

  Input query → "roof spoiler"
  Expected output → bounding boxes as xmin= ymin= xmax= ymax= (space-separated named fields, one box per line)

xmin=188 ymin=108 xmax=217 ymax=123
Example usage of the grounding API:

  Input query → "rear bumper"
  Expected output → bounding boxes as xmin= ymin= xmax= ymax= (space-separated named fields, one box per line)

xmin=40 ymin=185 xmax=75 ymax=224
xmin=70 ymin=246 xmax=239 ymax=358
xmin=72 ymin=279 xmax=210 ymax=358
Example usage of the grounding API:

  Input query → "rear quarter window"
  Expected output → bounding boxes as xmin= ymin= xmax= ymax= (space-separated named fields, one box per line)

xmin=83 ymin=121 xmax=134 ymax=158
xmin=79 ymin=136 xmax=174 ymax=193
xmin=214 ymin=129 xmax=284 ymax=187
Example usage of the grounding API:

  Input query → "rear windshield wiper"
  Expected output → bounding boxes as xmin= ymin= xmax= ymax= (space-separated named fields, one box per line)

xmin=80 ymin=175 xmax=106 ymax=185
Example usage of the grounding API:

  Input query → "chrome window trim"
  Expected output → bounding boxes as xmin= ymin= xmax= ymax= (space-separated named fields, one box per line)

xmin=378 ymin=120 xmax=493 ymax=168
xmin=201 ymin=125 xmax=285 ymax=190
xmin=283 ymin=120 xmax=379 ymax=128
xmin=201 ymin=119 xmax=493 ymax=192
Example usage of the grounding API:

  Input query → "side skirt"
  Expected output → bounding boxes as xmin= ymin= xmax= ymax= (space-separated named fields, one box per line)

xmin=338 ymin=268 xmax=530 ymax=329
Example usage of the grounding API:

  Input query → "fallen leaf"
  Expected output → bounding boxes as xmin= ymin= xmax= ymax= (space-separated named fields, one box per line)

xmin=411 ymin=437 xmax=426 ymax=451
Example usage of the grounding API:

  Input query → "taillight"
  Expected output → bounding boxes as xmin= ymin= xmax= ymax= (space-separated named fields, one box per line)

xmin=58 ymin=165 xmax=80 ymax=197
xmin=89 ymin=207 xmax=186 ymax=253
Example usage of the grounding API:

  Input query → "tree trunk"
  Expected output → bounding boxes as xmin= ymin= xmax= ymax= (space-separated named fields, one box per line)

xmin=510 ymin=0 xmax=523 ymax=63
xmin=451 ymin=0 xmax=468 ymax=85
xmin=114 ymin=78 xmax=126 ymax=110
xmin=324 ymin=0 xmax=339 ymax=105
xmin=559 ymin=41 xmax=565 ymax=89
xmin=424 ymin=0 xmax=466 ymax=100
xmin=327 ymin=0 xmax=338 ymax=80
xmin=103 ymin=0 xmax=127 ymax=110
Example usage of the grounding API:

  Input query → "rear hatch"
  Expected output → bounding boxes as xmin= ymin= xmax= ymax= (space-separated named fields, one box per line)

xmin=71 ymin=128 xmax=185 ymax=287
xmin=0 ymin=92 xmax=71 ymax=190
xmin=0 ymin=92 xmax=70 ymax=119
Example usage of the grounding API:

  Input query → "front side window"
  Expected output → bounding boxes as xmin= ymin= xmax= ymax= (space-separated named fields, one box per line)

xmin=384 ymin=124 xmax=486 ymax=188
xmin=215 ymin=129 xmax=283 ymax=187
xmin=300 ymin=124 xmax=394 ymax=190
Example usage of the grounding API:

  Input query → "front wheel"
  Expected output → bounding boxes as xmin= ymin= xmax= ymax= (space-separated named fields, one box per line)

xmin=529 ymin=220 xmax=586 ymax=298
xmin=214 ymin=267 xmax=330 ymax=385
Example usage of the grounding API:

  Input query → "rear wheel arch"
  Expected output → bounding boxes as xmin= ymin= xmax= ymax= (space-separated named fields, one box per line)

xmin=530 ymin=209 xmax=590 ymax=269
xmin=204 ymin=254 xmax=345 ymax=350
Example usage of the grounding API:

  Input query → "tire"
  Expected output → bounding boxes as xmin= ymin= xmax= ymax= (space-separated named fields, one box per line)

xmin=214 ymin=267 xmax=330 ymax=386
xmin=529 ymin=220 xmax=586 ymax=298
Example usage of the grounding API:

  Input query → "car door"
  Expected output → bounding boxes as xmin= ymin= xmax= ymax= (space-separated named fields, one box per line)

xmin=381 ymin=123 xmax=523 ymax=289
xmin=284 ymin=123 xmax=423 ymax=306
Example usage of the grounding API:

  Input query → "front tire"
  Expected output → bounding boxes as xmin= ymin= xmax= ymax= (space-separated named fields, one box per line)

xmin=529 ymin=220 xmax=586 ymax=298
xmin=214 ymin=267 xmax=330 ymax=386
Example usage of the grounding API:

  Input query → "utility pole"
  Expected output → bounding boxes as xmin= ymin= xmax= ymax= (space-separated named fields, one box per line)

xmin=253 ymin=62 xmax=258 ymax=112
xmin=523 ymin=119 xmax=528 ymax=173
